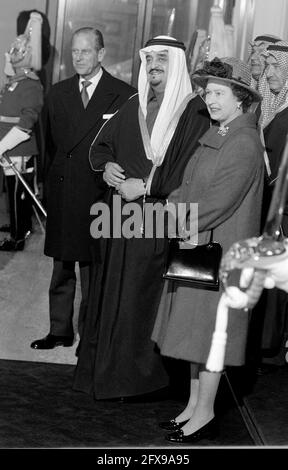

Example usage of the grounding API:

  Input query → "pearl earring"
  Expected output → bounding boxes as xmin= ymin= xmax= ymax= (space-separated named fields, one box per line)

xmin=237 ymin=103 xmax=242 ymax=110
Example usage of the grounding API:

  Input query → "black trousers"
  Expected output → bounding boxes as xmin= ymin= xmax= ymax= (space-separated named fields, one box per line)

xmin=49 ymin=259 xmax=90 ymax=338
xmin=5 ymin=172 xmax=34 ymax=241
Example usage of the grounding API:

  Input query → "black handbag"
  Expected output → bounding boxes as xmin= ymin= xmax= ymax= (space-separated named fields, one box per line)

xmin=163 ymin=230 xmax=222 ymax=291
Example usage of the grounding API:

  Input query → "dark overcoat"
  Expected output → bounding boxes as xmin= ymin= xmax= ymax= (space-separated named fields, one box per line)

xmin=264 ymin=105 xmax=288 ymax=183
xmin=152 ymin=113 xmax=265 ymax=367
xmin=44 ymin=68 xmax=136 ymax=261
xmin=262 ymin=105 xmax=288 ymax=230
xmin=258 ymin=105 xmax=288 ymax=354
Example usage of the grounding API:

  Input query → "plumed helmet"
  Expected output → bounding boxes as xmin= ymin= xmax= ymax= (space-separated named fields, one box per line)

xmin=8 ymin=12 xmax=43 ymax=71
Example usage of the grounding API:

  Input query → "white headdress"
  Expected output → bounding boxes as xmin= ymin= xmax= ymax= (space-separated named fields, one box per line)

xmin=260 ymin=41 xmax=288 ymax=128
xmin=138 ymin=35 xmax=193 ymax=165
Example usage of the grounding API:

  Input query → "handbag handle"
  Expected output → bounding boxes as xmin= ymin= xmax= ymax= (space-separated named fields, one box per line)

xmin=180 ymin=214 xmax=214 ymax=243
xmin=179 ymin=202 xmax=215 ymax=243
xmin=209 ymin=229 xmax=214 ymax=243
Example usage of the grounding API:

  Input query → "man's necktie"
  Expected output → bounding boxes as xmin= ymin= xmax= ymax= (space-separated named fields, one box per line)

xmin=81 ymin=80 xmax=92 ymax=108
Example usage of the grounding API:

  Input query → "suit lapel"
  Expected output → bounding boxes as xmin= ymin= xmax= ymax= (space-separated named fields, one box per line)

xmin=68 ymin=70 xmax=120 ymax=152
xmin=61 ymin=74 xmax=83 ymax=133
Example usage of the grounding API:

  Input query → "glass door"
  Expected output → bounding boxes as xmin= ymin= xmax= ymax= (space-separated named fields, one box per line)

xmin=52 ymin=0 xmax=249 ymax=87
xmin=53 ymin=0 xmax=144 ymax=85
xmin=52 ymin=0 xmax=201 ymax=86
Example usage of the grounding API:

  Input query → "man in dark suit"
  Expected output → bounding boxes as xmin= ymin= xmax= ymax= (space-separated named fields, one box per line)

xmin=247 ymin=41 xmax=288 ymax=374
xmin=258 ymin=41 xmax=288 ymax=367
xmin=31 ymin=27 xmax=136 ymax=350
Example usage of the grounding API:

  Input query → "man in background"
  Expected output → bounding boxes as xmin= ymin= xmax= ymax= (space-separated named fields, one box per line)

xmin=0 ymin=12 xmax=43 ymax=251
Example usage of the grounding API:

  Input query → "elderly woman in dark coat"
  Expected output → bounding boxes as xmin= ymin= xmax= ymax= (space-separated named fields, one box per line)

xmin=152 ymin=57 xmax=265 ymax=444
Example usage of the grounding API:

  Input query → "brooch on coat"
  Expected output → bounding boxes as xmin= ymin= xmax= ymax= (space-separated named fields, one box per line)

xmin=217 ymin=126 xmax=229 ymax=136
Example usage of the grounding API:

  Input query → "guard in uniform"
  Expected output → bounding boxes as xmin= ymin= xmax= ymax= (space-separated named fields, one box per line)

xmin=0 ymin=12 xmax=43 ymax=251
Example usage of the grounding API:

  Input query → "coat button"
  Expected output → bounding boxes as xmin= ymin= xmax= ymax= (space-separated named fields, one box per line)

xmin=60 ymin=176 xmax=64 ymax=182
xmin=67 ymin=154 xmax=72 ymax=158
xmin=185 ymin=180 xmax=190 ymax=185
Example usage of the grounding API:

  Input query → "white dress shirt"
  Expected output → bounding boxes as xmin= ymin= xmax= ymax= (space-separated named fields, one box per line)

xmin=79 ymin=68 xmax=103 ymax=101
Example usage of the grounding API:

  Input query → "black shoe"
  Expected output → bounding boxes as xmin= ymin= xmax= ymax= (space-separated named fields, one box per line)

xmin=0 ymin=238 xmax=25 ymax=251
xmin=0 ymin=224 xmax=11 ymax=232
xmin=30 ymin=334 xmax=74 ymax=350
xmin=165 ymin=417 xmax=218 ymax=443
xmin=159 ymin=419 xmax=189 ymax=431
